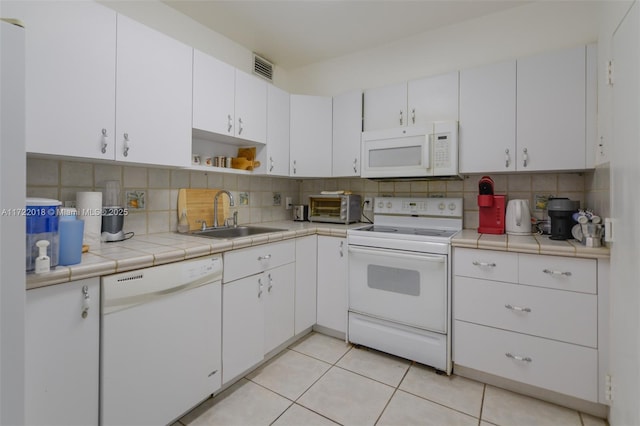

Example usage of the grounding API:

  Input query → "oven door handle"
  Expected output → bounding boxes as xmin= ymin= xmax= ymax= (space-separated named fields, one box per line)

xmin=348 ymin=246 xmax=445 ymax=263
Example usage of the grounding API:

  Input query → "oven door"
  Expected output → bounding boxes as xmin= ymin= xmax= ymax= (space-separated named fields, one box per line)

xmin=348 ymin=245 xmax=447 ymax=332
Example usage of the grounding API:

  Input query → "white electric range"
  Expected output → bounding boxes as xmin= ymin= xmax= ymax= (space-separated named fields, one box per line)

xmin=347 ymin=197 xmax=463 ymax=374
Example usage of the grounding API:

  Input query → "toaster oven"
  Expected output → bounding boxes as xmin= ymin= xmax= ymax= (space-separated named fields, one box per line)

xmin=308 ymin=194 xmax=361 ymax=224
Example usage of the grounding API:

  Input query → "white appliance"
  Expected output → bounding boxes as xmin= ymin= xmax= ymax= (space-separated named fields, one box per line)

xmin=505 ymin=199 xmax=532 ymax=235
xmin=347 ymin=197 xmax=463 ymax=374
xmin=0 ymin=18 xmax=26 ymax=423
xmin=101 ymin=256 xmax=223 ymax=426
xmin=360 ymin=121 xmax=459 ymax=178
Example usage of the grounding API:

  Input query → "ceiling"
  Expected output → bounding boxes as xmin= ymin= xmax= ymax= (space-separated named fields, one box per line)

xmin=163 ymin=1 xmax=532 ymax=70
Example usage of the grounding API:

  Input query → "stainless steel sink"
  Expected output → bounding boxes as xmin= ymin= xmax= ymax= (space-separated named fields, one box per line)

xmin=190 ymin=226 xmax=288 ymax=239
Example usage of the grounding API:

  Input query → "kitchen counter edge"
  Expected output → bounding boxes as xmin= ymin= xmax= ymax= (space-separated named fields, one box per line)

xmin=26 ymin=221 xmax=363 ymax=290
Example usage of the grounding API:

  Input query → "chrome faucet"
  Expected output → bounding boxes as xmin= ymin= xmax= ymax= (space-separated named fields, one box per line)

xmin=213 ymin=190 xmax=235 ymax=228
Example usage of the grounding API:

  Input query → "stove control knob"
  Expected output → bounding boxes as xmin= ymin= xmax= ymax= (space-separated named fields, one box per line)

xmin=377 ymin=201 xmax=384 ymax=208
xmin=438 ymin=202 xmax=446 ymax=210
xmin=386 ymin=202 xmax=393 ymax=209
xmin=448 ymin=203 xmax=457 ymax=211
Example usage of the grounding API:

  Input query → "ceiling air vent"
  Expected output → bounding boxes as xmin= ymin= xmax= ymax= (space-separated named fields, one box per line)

xmin=253 ymin=53 xmax=274 ymax=82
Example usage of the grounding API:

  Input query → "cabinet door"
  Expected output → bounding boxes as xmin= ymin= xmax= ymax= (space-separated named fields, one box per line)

xmin=332 ymin=90 xmax=363 ymax=177
xmin=5 ymin=1 xmax=116 ymax=160
xmin=235 ymin=70 xmax=267 ymax=143
xmin=459 ymin=61 xmax=516 ymax=173
xmin=517 ymin=46 xmax=586 ymax=171
xmin=26 ymin=278 xmax=100 ymax=426
xmin=193 ymin=49 xmax=235 ymax=137
xmin=265 ymin=84 xmax=290 ymax=176
xmin=264 ymin=263 xmax=295 ymax=354
xmin=295 ymin=235 xmax=318 ymax=334
xmin=317 ymin=236 xmax=348 ymax=334
xmin=222 ymin=274 xmax=264 ymax=384
xmin=115 ymin=15 xmax=192 ymax=167
xmin=408 ymin=71 xmax=459 ymax=125
xmin=363 ymin=82 xmax=407 ymax=131
xmin=290 ymin=95 xmax=333 ymax=177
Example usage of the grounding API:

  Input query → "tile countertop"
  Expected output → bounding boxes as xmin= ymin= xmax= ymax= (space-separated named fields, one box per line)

xmin=452 ymin=229 xmax=610 ymax=259
xmin=26 ymin=221 xmax=365 ymax=290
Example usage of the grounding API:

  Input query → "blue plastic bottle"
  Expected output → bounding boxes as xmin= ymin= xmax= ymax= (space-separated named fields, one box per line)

xmin=58 ymin=209 xmax=84 ymax=266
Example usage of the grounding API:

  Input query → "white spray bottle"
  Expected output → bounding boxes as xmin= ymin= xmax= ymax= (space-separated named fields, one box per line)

xmin=34 ymin=240 xmax=50 ymax=274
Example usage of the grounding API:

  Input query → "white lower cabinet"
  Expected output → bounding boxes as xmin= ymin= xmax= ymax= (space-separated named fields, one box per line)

xmin=316 ymin=236 xmax=348 ymax=334
xmin=453 ymin=248 xmax=607 ymax=403
xmin=295 ymin=235 xmax=318 ymax=334
xmin=222 ymin=241 xmax=295 ymax=384
xmin=25 ymin=278 xmax=100 ymax=425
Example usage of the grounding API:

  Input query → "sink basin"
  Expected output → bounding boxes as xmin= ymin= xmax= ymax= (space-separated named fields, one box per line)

xmin=190 ymin=226 xmax=288 ymax=239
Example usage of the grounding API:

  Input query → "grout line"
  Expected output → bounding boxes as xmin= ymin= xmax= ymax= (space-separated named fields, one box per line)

xmin=373 ymin=361 xmax=413 ymax=425
xmin=478 ymin=384 xmax=486 ymax=426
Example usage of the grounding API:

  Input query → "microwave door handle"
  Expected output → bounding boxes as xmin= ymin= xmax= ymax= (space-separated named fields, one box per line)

xmin=423 ymin=134 xmax=431 ymax=170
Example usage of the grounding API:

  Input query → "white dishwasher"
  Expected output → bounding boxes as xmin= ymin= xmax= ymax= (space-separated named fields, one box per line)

xmin=101 ymin=255 xmax=222 ymax=426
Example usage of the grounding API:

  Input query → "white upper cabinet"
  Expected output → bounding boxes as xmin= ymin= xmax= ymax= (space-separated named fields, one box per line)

xmin=459 ymin=60 xmax=517 ymax=173
xmin=234 ymin=70 xmax=268 ymax=144
xmin=6 ymin=1 xmax=117 ymax=160
xmin=290 ymin=95 xmax=333 ymax=177
xmin=115 ymin=15 xmax=192 ymax=166
xmin=332 ymin=90 xmax=362 ymax=177
xmin=408 ymin=71 xmax=459 ymax=126
xmin=192 ymin=50 xmax=267 ymax=144
xmin=264 ymin=84 xmax=290 ymax=176
xmin=363 ymin=71 xmax=459 ymax=131
xmin=516 ymin=45 xmax=587 ymax=171
xmin=192 ymin=50 xmax=235 ymax=138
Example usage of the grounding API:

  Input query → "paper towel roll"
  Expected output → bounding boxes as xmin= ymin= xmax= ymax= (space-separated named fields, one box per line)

xmin=76 ymin=191 xmax=102 ymax=249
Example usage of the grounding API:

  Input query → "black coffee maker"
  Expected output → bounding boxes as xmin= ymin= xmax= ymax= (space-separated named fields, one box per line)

xmin=547 ymin=198 xmax=580 ymax=240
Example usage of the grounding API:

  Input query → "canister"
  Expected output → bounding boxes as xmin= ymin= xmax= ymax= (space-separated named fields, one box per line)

xmin=26 ymin=198 xmax=61 ymax=271
xmin=58 ymin=208 xmax=84 ymax=266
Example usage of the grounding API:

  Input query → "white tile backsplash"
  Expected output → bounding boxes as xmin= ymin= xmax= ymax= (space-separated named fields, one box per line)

xmin=124 ymin=166 xmax=148 ymax=188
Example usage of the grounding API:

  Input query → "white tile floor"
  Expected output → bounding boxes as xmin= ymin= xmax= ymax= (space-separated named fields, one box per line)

xmin=178 ymin=332 xmax=608 ymax=426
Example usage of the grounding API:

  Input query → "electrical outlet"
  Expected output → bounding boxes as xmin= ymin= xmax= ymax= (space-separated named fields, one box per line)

xmin=364 ymin=197 xmax=373 ymax=211
xmin=285 ymin=196 xmax=292 ymax=210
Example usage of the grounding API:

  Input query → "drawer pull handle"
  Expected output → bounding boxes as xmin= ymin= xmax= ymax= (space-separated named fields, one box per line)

xmin=473 ymin=261 xmax=496 ymax=267
xmin=505 ymin=304 xmax=531 ymax=313
xmin=543 ymin=269 xmax=572 ymax=277
xmin=505 ymin=352 xmax=532 ymax=363
xmin=258 ymin=254 xmax=272 ymax=261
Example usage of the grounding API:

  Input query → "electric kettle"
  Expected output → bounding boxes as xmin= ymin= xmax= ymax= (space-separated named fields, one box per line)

xmin=505 ymin=199 xmax=532 ymax=235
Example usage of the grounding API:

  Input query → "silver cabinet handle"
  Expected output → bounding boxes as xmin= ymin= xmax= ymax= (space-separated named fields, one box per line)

xmin=505 ymin=352 xmax=532 ymax=363
xmin=522 ymin=147 xmax=528 ymax=168
xmin=227 ymin=114 xmax=233 ymax=133
xmin=505 ymin=304 xmax=531 ymax=313
xmin=238 ymin=117 xmax=243 ymax=135
xmin=399 ymin=110 xmax=403 ymax=125
xmin=292 ymin=160 xmax=296 ymax=175
xmin=411 ymin=108 xmax=416 ymax=124
xmin=267 ymin=273 xmax=273 ymax=292
xmin=101 ymin=128 xmax=109 ymax=154
xmin=82 ymin=285 xmax=90 ymax=319
xmin=339 ymin=241 xmax=344 ymax=258
xmin=504 ymin=148 xmax=510 ymax=168
xmin=269 ymin=157 xmax=274 ymax=172
xmin=543 ymin=269 xmax=572 ymax=277
xmin=472 ymin=261 xmax=496 ymax=267
xmin=258 ymin=254 xmax=272 ymax=261
xmin=122 ymin=133 xmax=130 ymax=157
xmin=353 ymin=158 xmax=358 ymax=174
xmin=258 ymin=278 xmax=263 ymax=298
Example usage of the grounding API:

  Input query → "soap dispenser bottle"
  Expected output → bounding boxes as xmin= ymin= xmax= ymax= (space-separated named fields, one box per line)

xmin=34 ymin=240 xmax=50 ymax=274
xmin=177 ymin=209 xmax=189 ymax=233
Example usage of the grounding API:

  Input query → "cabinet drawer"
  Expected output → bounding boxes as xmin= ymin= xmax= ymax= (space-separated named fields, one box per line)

xmin=454 ymin=277 xmax=597 ymax=347
xmin=454 ymin=321 xmax=598 ymax=402
xmin=518 ymin=254 xmax=596 ymax=294
xmin=223 ymin=240 xmax=295 ymax=283
xmin=454 ymin=248 xmax=518 ymax=283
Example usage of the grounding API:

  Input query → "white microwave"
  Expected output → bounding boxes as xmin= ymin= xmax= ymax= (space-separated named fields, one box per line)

xmin=360 ymin=121 xmax=459 ymax=178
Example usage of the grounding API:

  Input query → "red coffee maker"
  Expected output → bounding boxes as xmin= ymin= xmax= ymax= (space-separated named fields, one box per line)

xmin=477 ymin=176 xmax=505 ymax=234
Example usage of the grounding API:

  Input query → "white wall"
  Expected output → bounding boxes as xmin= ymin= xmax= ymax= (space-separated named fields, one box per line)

xmin=98 ymin=0 xmax=290 ymax=88
xmin=287 ymin=1 xmax=601 ymax=96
